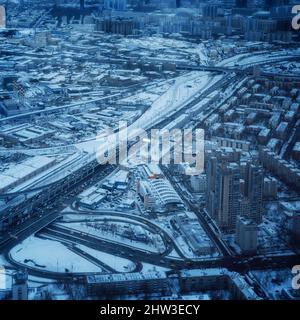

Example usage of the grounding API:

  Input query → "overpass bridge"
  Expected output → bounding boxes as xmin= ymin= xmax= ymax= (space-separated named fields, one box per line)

xmin=1 ymin=51 xmax=299 ymax=244
xmin=176 ymin=54 xmax=300 ymax=80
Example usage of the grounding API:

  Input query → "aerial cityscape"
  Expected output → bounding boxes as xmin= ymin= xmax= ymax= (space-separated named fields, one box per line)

xmin=0 ymin=0 xmax=299 ymax=301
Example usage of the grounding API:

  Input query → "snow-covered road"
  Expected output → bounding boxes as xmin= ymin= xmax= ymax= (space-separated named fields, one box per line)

xmin=130 ymin=71 xmax=215 ymax=131
xmin=75 ymin=71 xmax=221 ymax=154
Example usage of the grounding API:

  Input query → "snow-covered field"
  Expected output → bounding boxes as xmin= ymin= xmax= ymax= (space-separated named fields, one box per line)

xmin=10 ymin=236 xmax=102 ymax=273
xmin=167 ymin=249 xmax=182 ymax=259
xmin=57 ymin=222 xmax=165 ymax=254
xmin=121 ymin=36 xmax=208 ymax=62
xmin=119 ymin=91 xmax=161 ymax=106
xmin=76 ymin=244 xmax=135 ymax=272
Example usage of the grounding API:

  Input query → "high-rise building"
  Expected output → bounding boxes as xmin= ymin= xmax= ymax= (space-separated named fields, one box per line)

xmin=104 ymin=0 xmax=127 ymax=10
xmin=95 ymin=16 xmax=136 ymax=35
xmin=291 ymin=212 xmax=300 ymax=244
xmin=264 ymin=0 xmax=289 ymax=10
xmin=241 ymin=163 xmax=264 ymax=224
xmin=236 ymin=0 xmax=247 ymax=7
xmin=203 ymin=4 xmax=219 ymax=19
xmin=0 ymin=5 xmax=6 ymax=28
xmin=206 ymin=150 xmax=241 ymax=232
xmin=223 ymin=0 xmax=236 ymax=9
xmin=245 ymin=11 xmax=292 ymax=42
xmin=80 ymin=0 xmax=85 ymax=10
xmin=190 ymin=174 xmax=207 ymax=193
xmin=235 ymin=216 xmax=258 ymax=254
xmin=206 ymin=155 xmax=218 ymax=221
xmin=216 ymin=162 xmax=240 ymax=231
xmin=150 ymin=0 xmax=177 ymax=9
xmin=247 ymin=0 xmax=264 ymax=9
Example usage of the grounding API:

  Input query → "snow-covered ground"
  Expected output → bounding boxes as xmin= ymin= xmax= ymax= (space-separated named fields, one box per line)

xmin=142 ymin=263 xmax=170 ymax=273
xmin=76 ymin=244 xmax=135 ymax=272
xmin=167 ymin=249 xmax=182 ymax=259
xmin=75 ymin=71 xmax=220 ymax=154
xmin=57 ymin=222 xmax=165 ymax=254
xmin=121 ymin=36 xmax=208 ymax=63
xmin=130 ymin=71 xmax=217 ymax=132
xmin=119 ymin=91 xmax=161 ymax=106
xmin=28 ymin=275 xmax=56 ymax=285
xmin=10 ymin=236 xmax=102 ymax=273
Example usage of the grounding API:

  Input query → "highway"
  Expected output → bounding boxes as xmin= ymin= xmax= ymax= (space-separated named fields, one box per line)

xmin=0 ymin=164 xmax=115 ymax=245
xmin=5 ymin=214 xmax=299 ymax=280
xmin=0 ymin=210 xmax=61 ymax=252
xmin=0 ymin=77 xmax=176 ymax=124
xmin=4 ymin=197 xmax=299 ymax=280
xmin=176 ymin=54 xmax=300 ymax=80
xmin=60 ymin=208 xmax=186 ymax=259
xmin=1 ymin=50 xmax=299 ymax=284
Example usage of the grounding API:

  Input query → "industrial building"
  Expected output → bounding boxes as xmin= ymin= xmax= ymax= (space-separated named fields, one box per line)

xmin=0 ymin=156 xmax=56 ymax=193
xmin=77 ymin=186 xmax=107 ymax=209
xmin=0 ymin=124 xmax=55 ymax=145
xmin=102 ymin=170 xmax=129 ymax=190
xmin=137 ymin=178 xmax=183 ymax=212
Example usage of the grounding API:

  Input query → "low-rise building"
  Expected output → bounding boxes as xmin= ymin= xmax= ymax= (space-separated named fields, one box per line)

xmin=172 ymin=212 xmax=214 ymax=256
xmin=258 ymin=128 xmax=271 ymax=145
xmin=86 ymin=271 xmax=169 ymax=297
xmin=86 ymin=268 xmax=259 ymax=300
xmin=0 ymin=124 xmax=55 ymax=145
xmin=235 ymin=216 xmax=258 ymax=254
xmin=213 ymin=137 xmax=250 ymax=152
xmin=0 ymin=156 xmax=56 ymax=193
xmin=259 ymin=148 xmax=300 ymax=190
xmin=275 ymin=122 xmax=289 ymax=140
xmin=77 ymin=186 xmax=107 ymax=210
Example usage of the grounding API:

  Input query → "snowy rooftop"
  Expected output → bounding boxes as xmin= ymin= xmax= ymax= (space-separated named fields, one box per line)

xmin=87 ymin=271 xmax=166 ymax=284
xmin=0 ymin=156 xmax=55 ymax=192
xmin=293 ymin=142 xmax=300 ymax=153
